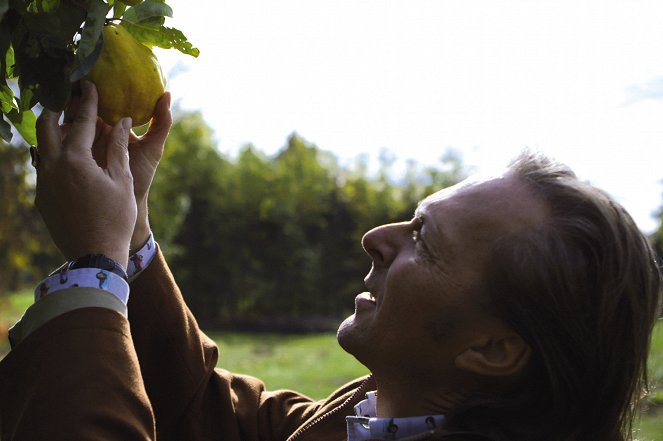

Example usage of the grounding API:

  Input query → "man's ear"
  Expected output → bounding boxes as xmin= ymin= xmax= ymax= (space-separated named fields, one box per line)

xmin=454 ymin=325 xmax=531 ymax=377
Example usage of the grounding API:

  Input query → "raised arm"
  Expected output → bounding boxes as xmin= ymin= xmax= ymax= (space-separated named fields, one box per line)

xmin=0 ymin=81 xmax=156 ymax=440
xmin=123 ymin=96 xmax=326 ymax=440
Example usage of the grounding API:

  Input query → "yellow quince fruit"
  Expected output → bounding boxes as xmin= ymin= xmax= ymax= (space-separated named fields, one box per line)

xmin=84 ymin=23 xmax=166 ymax=127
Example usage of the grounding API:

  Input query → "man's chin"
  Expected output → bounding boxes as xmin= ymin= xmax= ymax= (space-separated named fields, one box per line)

xmin=336 ymin=313 xmax=372 ymax=359
xmin=337 ymin=314 xmax=375 ymax=373
xmin=336 ymin=313 xmax=358 ymax=353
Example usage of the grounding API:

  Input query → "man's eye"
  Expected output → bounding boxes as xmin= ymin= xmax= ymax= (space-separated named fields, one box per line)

xmin=412 ymin=216 xmax=426 ymax=250
xmin=413 ymin=230 xmax=426 ymax=251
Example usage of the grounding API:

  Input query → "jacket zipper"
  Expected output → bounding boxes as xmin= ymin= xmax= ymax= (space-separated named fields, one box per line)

xmin=287 ymin=375 xmax=374 ymax=441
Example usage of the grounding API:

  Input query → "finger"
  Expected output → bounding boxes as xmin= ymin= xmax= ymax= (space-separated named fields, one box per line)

xmin=64 ymin=80 xmax=100 ymax=155
xmin=129 ymin=130 xmax=140 ymax=143
xmin=94 ymin=117 xmax=107 ymax=143
xmin=36 ymin=109 xmax=63 ymax=162
xmin=135 ymin=92 xmax=172 ymax=151
xmin=63 ymin=82 xmax=82 ymax=124
xmin=92 ymin=123 xmax=113 ymax=168
xmin=154 ymin=91 xmax=172 ymax=125
xmin=106 ymin=117 xmax=133 ymax=177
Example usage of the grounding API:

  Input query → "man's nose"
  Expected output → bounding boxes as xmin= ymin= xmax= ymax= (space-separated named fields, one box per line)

xmin=361 ymin=222 xmax=408 ymax=268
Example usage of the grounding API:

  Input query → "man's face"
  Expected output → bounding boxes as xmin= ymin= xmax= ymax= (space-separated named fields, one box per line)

xmin=337 ymin=173 xmax=547 ymax=380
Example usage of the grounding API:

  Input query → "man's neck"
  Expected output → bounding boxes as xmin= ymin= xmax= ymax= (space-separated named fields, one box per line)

xmin=374 ymin=376 xmax=471 ymax=417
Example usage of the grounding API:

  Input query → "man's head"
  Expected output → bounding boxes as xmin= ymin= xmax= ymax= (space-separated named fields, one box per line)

xmin=337 ymin=151 xmax=662 ymax=440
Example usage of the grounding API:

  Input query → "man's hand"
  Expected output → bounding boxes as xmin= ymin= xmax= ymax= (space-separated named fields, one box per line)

xmin=35 ymin=81 xmax=136 ymax=268
xmin=62 ymin=89 xmax=172 ymax=254
xmin=127 ymin=92 xmax=172 ymax=252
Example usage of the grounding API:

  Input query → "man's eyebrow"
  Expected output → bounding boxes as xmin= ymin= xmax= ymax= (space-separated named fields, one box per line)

xmin=414 ymin=202 xmax=428 ymax=218
xmin=415 ymin=205 xmax=448 ymax=247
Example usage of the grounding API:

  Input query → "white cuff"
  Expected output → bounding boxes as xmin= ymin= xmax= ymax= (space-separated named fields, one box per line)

xmin=35 ymin=267 xmax=129 ymax=305
xmin=127 ymin=231 xmax=157 ymax=279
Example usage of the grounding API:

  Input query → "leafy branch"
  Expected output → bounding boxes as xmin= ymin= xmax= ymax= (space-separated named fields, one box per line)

xmin=0 ymin=0 xmax=198 ymax=145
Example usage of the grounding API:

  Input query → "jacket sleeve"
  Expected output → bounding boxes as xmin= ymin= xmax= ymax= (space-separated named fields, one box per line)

xmin=127 ymin=246 xmax=324 ymax=441
xmin=0 ymin=307 xmax=156 ymax=441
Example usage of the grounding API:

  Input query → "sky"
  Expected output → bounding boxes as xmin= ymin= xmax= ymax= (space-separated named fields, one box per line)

xmin=154 ymin=1 xmax=663 ymax=233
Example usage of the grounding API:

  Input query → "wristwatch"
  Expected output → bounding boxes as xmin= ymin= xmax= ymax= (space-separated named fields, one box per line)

xmin=68 ymin=254 xmax=128 ymax=281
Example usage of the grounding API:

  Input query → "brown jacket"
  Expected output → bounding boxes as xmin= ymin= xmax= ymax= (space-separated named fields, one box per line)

xmin=0 ymin=249 xmax=489 ymax=441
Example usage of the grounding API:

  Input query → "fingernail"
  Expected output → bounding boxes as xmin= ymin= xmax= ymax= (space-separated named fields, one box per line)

xmin=164 ymin=91 xmax=171 ymax=108
xmin=122 ymin=117 xmax=132 ymax=130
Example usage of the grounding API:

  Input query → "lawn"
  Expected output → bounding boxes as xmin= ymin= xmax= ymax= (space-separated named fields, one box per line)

xmin=639 ymin=323 xmax=663 ymax=441
xmin=1 ymin=289 xmax=662 ymax=439
xmin=210 ymin=332 xmax=368 ymax=399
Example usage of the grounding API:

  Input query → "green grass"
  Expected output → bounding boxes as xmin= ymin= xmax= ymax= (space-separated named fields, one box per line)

xmin=1 ymin=289 xmax=662 ymax=439
xmin=637 ymin=415 xmax=663 ymax=441
xmin=209 ymin=332 xmax=369 ymax=399
xmin=0 ymin=288 xmax=33 ymax=357
xmin=638 ymin=322 xmax=663 ymax=441
xmin=648 ymin=322 xmax=663 ymax=389
xmin=0 ymin=288 xmax=32 ymax=321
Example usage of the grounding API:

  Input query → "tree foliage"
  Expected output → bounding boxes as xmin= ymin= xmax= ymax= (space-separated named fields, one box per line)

xmin=0 ymin=140 xmax=59 ymax=292
xmin=0 ymin=0 xmax=197 ymax=145
xmin=0 ymin=108 xmax=469 ymax=329
xmin=653 ymin=212 xmax=663 ymax=262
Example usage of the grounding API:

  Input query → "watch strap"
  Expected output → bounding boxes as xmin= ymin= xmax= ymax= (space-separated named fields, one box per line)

xmin=69 ymin=254 xmax=128 ymax=281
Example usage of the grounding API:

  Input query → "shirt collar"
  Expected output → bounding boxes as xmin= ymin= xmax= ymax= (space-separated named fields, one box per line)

xmin=346 ymin=391 xmax=445 ymax=441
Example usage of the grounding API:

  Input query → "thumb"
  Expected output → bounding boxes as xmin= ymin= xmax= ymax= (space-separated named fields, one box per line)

xmin=106 ymin=117 xmax=133 ymax=178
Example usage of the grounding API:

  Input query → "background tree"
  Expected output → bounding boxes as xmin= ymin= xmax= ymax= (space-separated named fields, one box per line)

xmin=653 ymin=212 xmax=663 ymax=262
xmin=0 ymin=140 xmax=59 ymax=293
xmin=0 ymin=107 xmax=470 ymax=329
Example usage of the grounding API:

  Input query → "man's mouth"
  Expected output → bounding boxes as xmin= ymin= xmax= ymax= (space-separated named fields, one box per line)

xmin=356 ymin=292 xmax=377 ymax=308
xmin=359 ymin=292 xmax=375 ymax=301
xmin=365 ymin=281 xmax=378 ymax=303
xmin=359 ymin=277 xmax=378 ymax=307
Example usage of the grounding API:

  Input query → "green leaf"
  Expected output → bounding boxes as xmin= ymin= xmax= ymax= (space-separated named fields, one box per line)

xmin=34 ymin=72 xmax=70 ymax=111
xmin=18 ymin=84 xmax=36 ymax=111
xmin=14 ymin=30 xmax=71 ymax=111
xmin=113 ymin=2 xmax=127 ymax=18
xmin=26 ymin=0 xmax=60 ymax=14
xmin=0 ymin=115 xmax=12 ymax=142
xmin=6 ymin=108 xmax=36 ymax=145
xmin=123 ymin=0 xmax=172 ymax=23
xmin=56 ymin=0 xmax=88 ymax=35
xmin=118 ymin=0 xmax=143 ymax=5
xmin=0 ymin=15 xmax=10 ymax=78
xmin=0 ymin=0 xmax=9 ymax=19
xmin=121 ymin=22 xmax=199 ymax=57
xmin=0 ymin=82 xmax=16 ymax=113
xmin=70 ymin=31 xmax=102 ymax=81
xmin=5 ymin=45 xmax=15 ymax=78
xmin=76 ymin=0 xmax=111 ymax=62
xmin=8 ymin=0 xmax=27 ymax=14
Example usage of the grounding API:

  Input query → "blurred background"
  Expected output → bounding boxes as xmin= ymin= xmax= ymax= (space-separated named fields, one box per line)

xmin=6 ymin=0 xmax=663 ymax=327
xmin=1 ymin=1 xmax=663 ymax=437
xmin=157 ymin=0 xmax=663 ymax=234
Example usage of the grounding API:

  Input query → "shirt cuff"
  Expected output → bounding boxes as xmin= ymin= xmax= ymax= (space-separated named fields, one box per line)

xmin=127 ymin=231 xmax=157 ymax=280
xmin=35 ymin=267 xmax=129 ymax=305
xmin=33 ymin=232 xmax=157 ymax=305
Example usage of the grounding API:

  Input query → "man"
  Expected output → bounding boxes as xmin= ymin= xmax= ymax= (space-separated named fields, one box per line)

xmin=0 ymin=82 xmax=660 ymax=441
